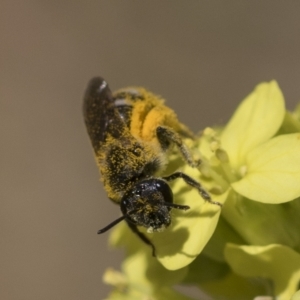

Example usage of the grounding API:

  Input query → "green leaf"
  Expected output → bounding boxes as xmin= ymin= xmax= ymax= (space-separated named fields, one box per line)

xmin=232 ymin=133 xmax=300 ymax=203
xmin=224 ymin=244 xmax=300 ymax=300
xmin=221 ymin=81 xmax=285 ymax=170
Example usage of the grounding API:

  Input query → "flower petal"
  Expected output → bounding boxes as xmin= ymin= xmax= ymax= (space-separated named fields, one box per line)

xmin=153 ymin=167 xmax=228 ymax=270
xmin=291 ymin=290 xmax=300 ymax=300
xmin=221 ymin=81 xmax=285 ymax=169
xmin=199 ymin=271 xmax=267 ymax=300
xmin=221 ymin=191 xmax=300 ymax=249
xmin=109 ymin=222 xmax=187 ymax=288
xmin=232 ymin=133 xmax=300 ymax=203
xmin=277 ymin=111 xmax=300 ymax=135
xmin=224 ymin=244 xmax=300 ymax=299
xmin=202 ymin=215 xmax=246 ymax=262
xmin=183 ymin=254 xmax=267 ymax=300
xmin=107 ymin=226 xmax=194 ymax=299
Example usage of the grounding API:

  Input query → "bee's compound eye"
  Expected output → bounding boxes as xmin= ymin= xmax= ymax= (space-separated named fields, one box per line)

xmin=153 ymin=179 xmax=173 ymax=204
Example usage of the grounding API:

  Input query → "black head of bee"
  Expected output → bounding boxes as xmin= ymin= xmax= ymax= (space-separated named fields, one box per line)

xmin=120 ymin=178 xmax=174 ymax=232
xmin=97 ymin=178 xmax=190 ymax=238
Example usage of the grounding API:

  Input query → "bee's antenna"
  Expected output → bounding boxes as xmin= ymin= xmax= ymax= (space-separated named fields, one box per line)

xmin=162 ymin=202 xmax=190 ymax=211
xmin=97 ymin=215 xmax=126 ymax=234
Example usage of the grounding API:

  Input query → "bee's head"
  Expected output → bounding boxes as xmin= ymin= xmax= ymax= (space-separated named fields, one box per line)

xmin=97 ymin=178 xmax=189 ymax=236
xmin=120 ymin=178 xmax=176 ymax=232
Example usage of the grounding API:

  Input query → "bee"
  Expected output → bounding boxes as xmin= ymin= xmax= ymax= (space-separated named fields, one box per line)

xmin=83 ymin=77 xmax=221 ymax=256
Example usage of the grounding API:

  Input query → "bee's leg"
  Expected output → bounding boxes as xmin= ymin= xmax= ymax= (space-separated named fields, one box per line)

xmin=126 ymin=220 xmax=156 ymax=257
xmin=163 ymin=172 xmax=222 ymax=207
xmin=156 ymin=126 xmax=200 ymax=168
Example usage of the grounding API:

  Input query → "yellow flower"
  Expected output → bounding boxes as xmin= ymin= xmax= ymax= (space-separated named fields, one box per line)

xmin=224 ymin=244 xmax=300 ymax=300
xmin=104 ymin=81 xmax=300 ymax=299
xmin=218 ymin=81 xmax=300 ymax=204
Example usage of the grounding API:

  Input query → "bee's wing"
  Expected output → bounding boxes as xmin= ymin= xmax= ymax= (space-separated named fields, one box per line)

xmin=83 ymin=77 xmax=125 ymax=153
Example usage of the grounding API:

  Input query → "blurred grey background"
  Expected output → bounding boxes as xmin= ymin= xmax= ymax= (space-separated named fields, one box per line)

xmin=1 ymin=1 xmax=300 ymax=299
